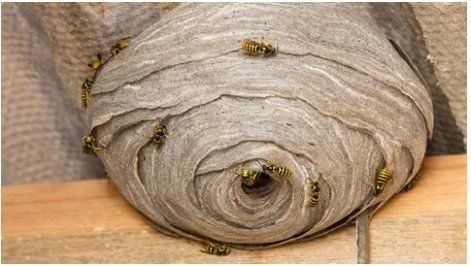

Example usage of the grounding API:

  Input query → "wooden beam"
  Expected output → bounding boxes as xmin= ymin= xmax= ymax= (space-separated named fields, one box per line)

xmin=2 ymin=154 xmax=466 ymax=263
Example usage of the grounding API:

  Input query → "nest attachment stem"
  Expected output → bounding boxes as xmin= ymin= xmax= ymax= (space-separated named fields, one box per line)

xmin=356 ymin=212 xmax=371 ymax=264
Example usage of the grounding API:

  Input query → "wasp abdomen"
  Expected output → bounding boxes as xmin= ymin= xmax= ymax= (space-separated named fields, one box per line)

xmin=277 ymin=166 xmax=292 ymax=178
xmin=80 ymin=78 xmax=94 ymax=109
xmin=111 ymin=37 xmax=130 ymax=56
xmin=307 ymin=179 xmax=320 ymax=207
xmin=201 ymin=242 xmax=231 ymax=256
xmin=373 ymin=168 xmax=390 ymax=196
xmin=81 ymin=89 xmax=90 ymax=109
xmin=242 ymin=41 xmax=257 ymax=53
xmin=88 ymin=54 xmax=103 ymax=71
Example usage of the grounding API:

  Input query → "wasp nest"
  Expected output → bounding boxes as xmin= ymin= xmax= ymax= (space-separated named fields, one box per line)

xmin=88 ymin=3 xmax=432 ymax=249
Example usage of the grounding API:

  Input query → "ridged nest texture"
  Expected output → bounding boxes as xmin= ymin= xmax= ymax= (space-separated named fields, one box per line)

xmin=87 ymin=3 xmax=432 ymax=249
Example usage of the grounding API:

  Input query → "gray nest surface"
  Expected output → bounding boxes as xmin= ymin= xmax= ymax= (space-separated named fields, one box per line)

xmin=88 ymin=3 xmax=432 ymax=249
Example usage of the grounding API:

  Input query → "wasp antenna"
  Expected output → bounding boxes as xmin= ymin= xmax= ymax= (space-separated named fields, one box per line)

xmin=256 ymin=159 xmax=264 ymax=168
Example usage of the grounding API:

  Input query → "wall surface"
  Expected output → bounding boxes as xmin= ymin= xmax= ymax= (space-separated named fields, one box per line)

xmin=1 ymin=3 xmax=179 ymax=184
xmin=412 ymin=3 xmax=467 ymax=145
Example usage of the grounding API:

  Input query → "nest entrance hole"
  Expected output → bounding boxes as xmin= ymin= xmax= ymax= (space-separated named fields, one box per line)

xmin=241 ymin=172 xmax=272 ymax=196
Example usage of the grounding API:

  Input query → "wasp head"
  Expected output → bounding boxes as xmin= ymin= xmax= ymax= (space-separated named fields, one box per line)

xmin=240 ymin=169 xmax=251 ymax=178
xmin=373 ymin=186 xmax=382 ymax=196
xmin=311 ymin=181 xmax=320 ymax=192
xmin=154 ymin=125 xmax=167 ymax=136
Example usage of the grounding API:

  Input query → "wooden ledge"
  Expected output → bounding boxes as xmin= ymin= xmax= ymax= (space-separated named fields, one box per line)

xmin=2 ymin=154 xmax=466 ymax=263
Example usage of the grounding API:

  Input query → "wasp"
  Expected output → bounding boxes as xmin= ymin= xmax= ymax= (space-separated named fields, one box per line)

xmin=81 ymin=134 xmax=101 ymax=154
xmin=151 ymin=123 xmax=170 ymax=146
xmin=403 ymin=164 xmax=423 ymax=191
xmin=372 ymin=168 xmax=390 ymax=196
xmin=81 ymin=89 xmax=90 ymax=109
xmin=239 ymin=39 xmax=276 ymax=57
xmin=260 ymin=160 xmax=292 ymax=179
xmin=201 ymin=242 xmax=231 ymax=256
xmin=236 ymin=165 xmax=264 ymax=187
xmin=88 ymin=54 xmax=103 ymax=71
xmin=110 ymin=37 xmax=130 ymax=56
xmin=306 ymin=178 xmax=320 ymax=207
xmin=80 ymin=78 xmax=94 ymax=109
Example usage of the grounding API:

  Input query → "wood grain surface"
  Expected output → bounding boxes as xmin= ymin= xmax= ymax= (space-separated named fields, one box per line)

xmin=2 ymin=154 xmax=466 ymax=263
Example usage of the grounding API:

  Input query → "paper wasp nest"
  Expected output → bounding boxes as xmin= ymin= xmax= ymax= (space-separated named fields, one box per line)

xmin=88 ymin=3 xmax=432 ymax=249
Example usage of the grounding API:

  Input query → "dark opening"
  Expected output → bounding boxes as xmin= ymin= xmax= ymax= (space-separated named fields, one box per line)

xmin=241 ymin=172 xmax=272 ymax=195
